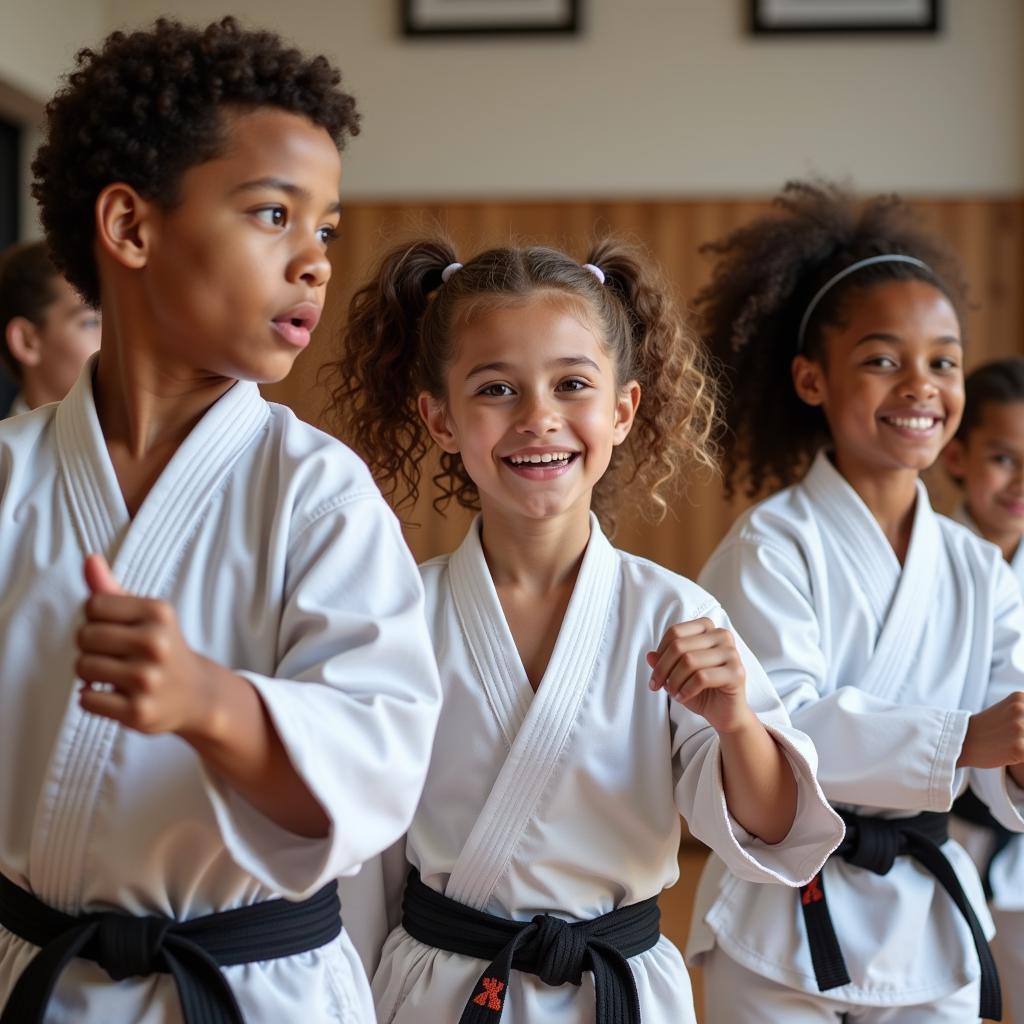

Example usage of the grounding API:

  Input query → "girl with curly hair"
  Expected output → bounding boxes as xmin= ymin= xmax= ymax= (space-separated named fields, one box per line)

xmin=328 ymin=237 xmax=842 ymax=1024
xmin=687 ymin=181 xmax=1024 ymax=1022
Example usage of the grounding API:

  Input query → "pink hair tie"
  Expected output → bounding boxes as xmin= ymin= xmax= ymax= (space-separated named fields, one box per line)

xmin=441 ymin=262 xmax=463 ymax=283
xmin=582 ymin=263 xmax=605 ymax=285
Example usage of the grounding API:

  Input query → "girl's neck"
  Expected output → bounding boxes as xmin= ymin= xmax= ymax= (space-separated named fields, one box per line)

xmin=832 ymin=451 xmax=919 ymax=564
xmin=478 ymin=502 xmax=592 ymax=593
xmin=964 ymin=502 xmax=1022 ymax=562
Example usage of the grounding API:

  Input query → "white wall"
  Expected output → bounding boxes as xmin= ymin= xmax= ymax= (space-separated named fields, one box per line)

xmin=5 ymin=0 xmax=1024 ymax=203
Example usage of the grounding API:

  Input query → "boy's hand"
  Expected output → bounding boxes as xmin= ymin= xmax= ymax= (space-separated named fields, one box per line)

xmin=76 ymin=554 xmax=217 ymax=737
xmin=646 ymin=618 xmax=754 ymax=734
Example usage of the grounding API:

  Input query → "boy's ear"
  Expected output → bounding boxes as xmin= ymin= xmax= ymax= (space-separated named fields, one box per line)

xmin=5 ymin=317 xmax=43 ymax=368
xmin=792 ymin=354 xmax=827 ymax=408
xmin=943 ymin=437 xmax=967 ymax=483
xmin=417 ymin=391 xmax=459 ymax=454
xmin=612 ymin=380 xmax=641 ymax=446
xmin=94 ymin=183 xmax=155 ymax=273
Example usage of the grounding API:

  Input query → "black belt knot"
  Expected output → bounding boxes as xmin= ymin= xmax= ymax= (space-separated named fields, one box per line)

xmin=401 ymin=869 xmax=660 ymax=1024
xmin=0 ymin=871 xmax=342 ymax=1024
xmin=95 ymin=912 xmax=171 ymax=980
xmin=530 ymin=913 xmax=589 ymax=987
xmin=797 ymin=809 xmax=1002 ymax=1021
xmin=841 ymin=815 xmax=904 ymax=874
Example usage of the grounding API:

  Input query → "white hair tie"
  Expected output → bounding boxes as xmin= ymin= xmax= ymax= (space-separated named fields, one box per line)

xmin=582 ymin=263 xmax=606 ymax=285
xmin=441 ymin=262 xmax=463 ymax=284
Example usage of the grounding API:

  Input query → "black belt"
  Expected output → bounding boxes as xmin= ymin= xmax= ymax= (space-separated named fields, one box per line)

xmin=0 ymin=871 xmax=341 ymax=1024
xmin=798 ymin=810 xmax=1001 ymax=1021
xmin=952 ymin=789 xmax=1017 ymax=899
xmin=402 ymin=869 xmax=660 ymax=1024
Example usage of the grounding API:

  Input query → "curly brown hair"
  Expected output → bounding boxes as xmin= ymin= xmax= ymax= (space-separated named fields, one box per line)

xmin=697 ymin=180 xmax=967 ymax=498
xmin=32 ymin=16 xmax=360 ymax=307
xmin=324 ymin=237 xmax=717 ymax=533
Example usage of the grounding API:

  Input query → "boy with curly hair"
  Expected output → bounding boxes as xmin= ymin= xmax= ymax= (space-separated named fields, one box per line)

xmin=0 ymin=17 xmax=441 ymax=1024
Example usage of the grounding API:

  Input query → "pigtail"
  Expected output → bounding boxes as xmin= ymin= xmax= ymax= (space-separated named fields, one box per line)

xmin=323 ymin=238 xmax=457 ymax=514
xmin=586 ymin=238 xmax=719 ymax=527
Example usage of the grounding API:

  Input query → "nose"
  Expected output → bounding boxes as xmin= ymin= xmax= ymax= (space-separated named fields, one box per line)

xmin=899 ymin=363 xmax=938 ymax=401
xmin=516 ymin=392 xmax=560 ymax=435
xmin=287 ymin=236 xmax=332 ymax=289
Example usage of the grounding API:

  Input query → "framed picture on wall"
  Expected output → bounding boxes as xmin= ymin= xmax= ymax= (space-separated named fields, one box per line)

xmin=403 ymin=0 xmax=580 ymax=36
xmin=751 ymin=0 xmax=940 ymax=34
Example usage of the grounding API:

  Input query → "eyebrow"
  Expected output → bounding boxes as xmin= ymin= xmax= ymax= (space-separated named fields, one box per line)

xmin=465 ymin=355 xmax=602 ymax=380
xmin=853 ymin=332 xmax=962 ymax=347
xmin=230 ymin=177 xmax=342 ymax=215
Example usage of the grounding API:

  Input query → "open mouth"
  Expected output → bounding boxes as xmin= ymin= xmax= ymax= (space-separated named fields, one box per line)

xmin=501 ymin=451 xmax=580 ymax=475
xmin=271 ymin=304 xmax=321 ymax=350
xmin=880 ymin=414 xmax=943 ymax=433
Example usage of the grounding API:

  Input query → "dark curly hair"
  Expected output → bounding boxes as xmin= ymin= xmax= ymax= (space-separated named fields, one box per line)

xmin=956 ymin=357 xmax=1024 ymax=441
xmin=32 ymin=16 xmax=360 ymax=307
xmin=697 ymin=180 xmax=967 ymax=498
xmin=0 ymin=241 xmax=61 ymax=379
xmin=324 ymin=237 xmax=717 ymax=533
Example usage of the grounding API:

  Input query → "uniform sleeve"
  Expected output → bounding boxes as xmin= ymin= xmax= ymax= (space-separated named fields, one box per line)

xmin=699 ymin=537 xmax=970 ymax=813
xmin=969 ymin=559 xmax=1024 ymax=832
xmin=201 ymin=493 xmax=443 ymax=898
xmin=671 ymin=603 xmax=844 ymax=886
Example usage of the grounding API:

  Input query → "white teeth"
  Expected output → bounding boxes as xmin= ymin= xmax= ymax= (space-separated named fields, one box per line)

xmin=888 ymin=416 xmax=938 ymax=430
xmin=508 ymin=451 xmax=574 ymax=465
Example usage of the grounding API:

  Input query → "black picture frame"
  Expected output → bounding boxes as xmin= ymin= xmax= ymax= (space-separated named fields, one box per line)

xmin=402 ymin=0 xmax=580 ymax=37
xmin=750 ymin=0 xmax=940 ymax=35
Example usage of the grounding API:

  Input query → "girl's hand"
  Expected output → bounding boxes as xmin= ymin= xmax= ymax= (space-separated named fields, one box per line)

xmin=76 ymin=554 xmax=220 ymax=738
xmin=958 ymin=693 xmax=1024 ymax=789
xmin=646 ymin=617 xmax=754 ymax=734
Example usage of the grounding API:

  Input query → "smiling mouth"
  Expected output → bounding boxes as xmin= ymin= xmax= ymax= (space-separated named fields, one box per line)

xmin=881 ymin=414 xmax=943 ymax=432
xmin=505 ymin=451 xmax=578 ymax=466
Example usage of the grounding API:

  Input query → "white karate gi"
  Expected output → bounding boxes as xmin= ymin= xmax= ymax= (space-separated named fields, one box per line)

xmin=3 ymin=392 xmax=28 ymax=418
xmin=0 ymin=362 xmax=442 ymax=1022
xmin=369 ymin=515 xmax=844 ymax=1024
xmin=952 ymin=503 xmax=1024 ymax=1019
xmin=689 ymin=450 xmax=1024 ymax=1016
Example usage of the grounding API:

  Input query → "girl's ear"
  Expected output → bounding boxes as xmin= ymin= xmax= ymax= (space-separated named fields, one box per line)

xmin=418 ymin=391 xmax=460 ymax=454
xmin=612 ymin=380 xmax=641 ymax=445
xmin=942 ymin=436 xmax=967 ymax=483
xmin=4 ymin=317 xmax=44 ymax=369
xmin=792 ymin=354 xmax=827 ymax=408
xmin=94 ymin=182 xmax=155 ymax=273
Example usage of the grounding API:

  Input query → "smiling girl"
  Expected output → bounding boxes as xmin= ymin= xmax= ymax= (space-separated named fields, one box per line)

xmin=687 ymin=181 xmax=1024 ymax=1023
xmin=327 ymin=238 xmax=843 ymax=1024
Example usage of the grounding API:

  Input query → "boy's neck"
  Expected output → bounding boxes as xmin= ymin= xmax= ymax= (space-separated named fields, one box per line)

xmin=92 ymin=324 xmax=236 ymax=516
xmin=832 ymin=452 xmax=919 ymax=564
xmin=19 ymin=373 xmax=62 ymax=411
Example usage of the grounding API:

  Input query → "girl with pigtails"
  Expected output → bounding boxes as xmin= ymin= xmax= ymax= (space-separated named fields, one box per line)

xmin=327 ymin=237 xmax=842 ymax=1024
xmin=687 ymin=181 xmax=1024 ymax=1023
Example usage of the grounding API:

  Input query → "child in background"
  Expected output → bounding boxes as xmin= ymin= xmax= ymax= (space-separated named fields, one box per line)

xmin=688 ymin=180 xmax=1024 ymax=1023
xmin=0 ymin=18 xmax=441 ymax=1023
xmin=944 ymin=357 xmax=1024 ymax=1022
xmin=329 ymin=237 xmax=843 ymax=1024
xmin=0 ymin=240 xmax=100 ymax=416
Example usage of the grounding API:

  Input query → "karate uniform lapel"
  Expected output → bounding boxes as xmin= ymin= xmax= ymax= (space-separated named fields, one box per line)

xmin=32 ymin=364 xmax=269 ymax=910
xmin=445 ymin=514 xmax=618 ymax=911
xmin=804 ymin=451 xmax=940 ymax=704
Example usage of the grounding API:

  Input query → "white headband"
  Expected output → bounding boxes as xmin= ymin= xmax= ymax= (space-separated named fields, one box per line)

xmin=796 ymin=254 xmax=931 ymax=352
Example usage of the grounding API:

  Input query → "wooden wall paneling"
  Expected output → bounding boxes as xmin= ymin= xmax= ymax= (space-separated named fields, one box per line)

xmin=264 ymin=196 xmax=1024 ymax=574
